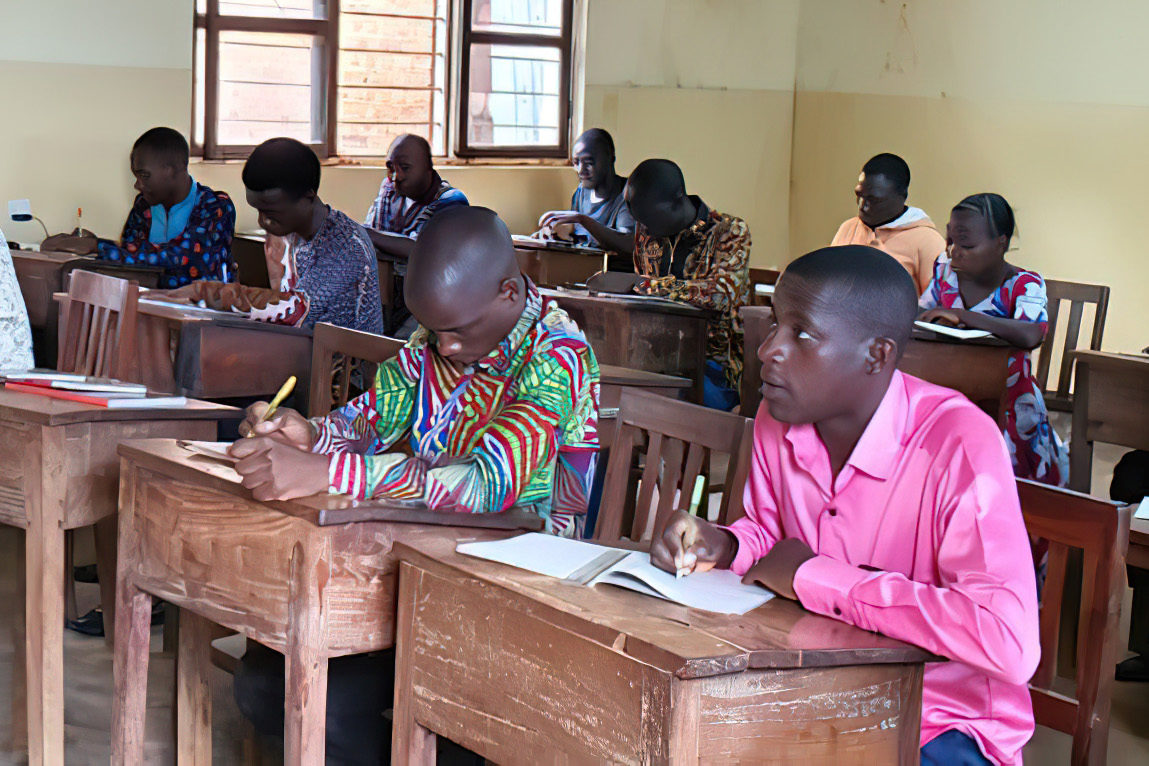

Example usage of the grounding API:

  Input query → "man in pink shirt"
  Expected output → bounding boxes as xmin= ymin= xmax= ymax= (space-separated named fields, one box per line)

xmin=652 ymin=245 xmax=1040 ymax=765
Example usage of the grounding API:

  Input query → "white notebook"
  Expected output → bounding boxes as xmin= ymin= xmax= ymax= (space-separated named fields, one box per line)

xmin=914 ymin=320 xmax=993 ymax=340
xmin=457 ymin=533 xmax=774 ymax=615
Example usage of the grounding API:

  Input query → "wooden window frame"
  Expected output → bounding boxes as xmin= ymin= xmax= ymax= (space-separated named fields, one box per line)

xmin=194 ymin=0 xmax=340 ymax=160
xmin=455 ymin=0 xmax=574 ymax=159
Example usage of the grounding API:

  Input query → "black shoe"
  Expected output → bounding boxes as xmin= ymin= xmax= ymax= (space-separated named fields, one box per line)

xmin=1116 ymin=654 xmax=1149 ymax=682
xmin=73 ymin=564 xmax=99 ymax=583
xmin=66 ymin=602 xmax=167 ymax=637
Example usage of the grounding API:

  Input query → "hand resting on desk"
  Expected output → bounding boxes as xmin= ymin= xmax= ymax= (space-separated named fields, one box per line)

xmin=918 ymin=307 xmax=966 ymax=328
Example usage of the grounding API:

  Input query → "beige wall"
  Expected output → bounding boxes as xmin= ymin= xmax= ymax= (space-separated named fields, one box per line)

xmin=1 ymin=0 xmax=795 ymax=251
xmin=583 ymin=0 xmax=799 ymax=268
xmin=792 ymin=0 xmax=1149 ymax=353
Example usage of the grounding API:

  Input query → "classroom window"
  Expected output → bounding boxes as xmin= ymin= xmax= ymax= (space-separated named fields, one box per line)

xmin=194 ymin=0 xmax=575 ymax=160
xmin=457 ymin=0 xmax=573 ymax=158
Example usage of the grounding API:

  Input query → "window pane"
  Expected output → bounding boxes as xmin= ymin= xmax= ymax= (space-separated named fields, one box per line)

xmin=193 ymin=27 xmax=206 ymax=148
xmin=217 ymin=30 xmax=325 ymax=146
xmin=471 ymin=0 xmax=563 ymax=36
xmin=467 ymin=43 xmax=561 ymax=147
xmin=219 ymin=0 xmax=328 ymax=20
xmin=336 ymin=0 xmax=448 ymax=156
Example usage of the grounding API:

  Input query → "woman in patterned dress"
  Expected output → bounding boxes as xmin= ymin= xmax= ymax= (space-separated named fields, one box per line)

xmin=0 ymin=230 xmax=34 ymax=371
xmin=918 ymin=193 xmax=1069 ymax=487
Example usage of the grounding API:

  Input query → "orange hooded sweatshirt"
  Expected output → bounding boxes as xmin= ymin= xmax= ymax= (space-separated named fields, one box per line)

xmin=831 ymin=207 xmax=946 ymax=295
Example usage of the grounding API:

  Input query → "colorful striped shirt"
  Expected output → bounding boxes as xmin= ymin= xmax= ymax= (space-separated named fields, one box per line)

xmin=310 ymin=278 xmax=600 ymax=536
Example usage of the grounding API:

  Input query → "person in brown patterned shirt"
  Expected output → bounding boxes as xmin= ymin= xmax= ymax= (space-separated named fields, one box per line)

xmin=624 ymin=158 xmax=751 ymax=410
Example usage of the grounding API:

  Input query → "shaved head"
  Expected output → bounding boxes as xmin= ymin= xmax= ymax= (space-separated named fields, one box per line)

xmin=625 ymin=158 xmax=695 ymax=238
xmin=406 ymin=207 xmax=525 ymax=366
xmin=782 ymin=245 xmax=917 ymax=354
xmin=389 ymin=133 xmax=432 ymax=165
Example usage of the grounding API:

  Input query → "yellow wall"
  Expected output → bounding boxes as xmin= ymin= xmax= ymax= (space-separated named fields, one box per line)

xmin=791 ymin=0 xmax=1149 ymax=353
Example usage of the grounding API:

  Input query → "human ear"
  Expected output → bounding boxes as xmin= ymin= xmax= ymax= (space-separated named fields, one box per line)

xmin=498 ymin=275 xmax=522 ymax=303
xmin=864 ymin=337 xmax=898 ymax=375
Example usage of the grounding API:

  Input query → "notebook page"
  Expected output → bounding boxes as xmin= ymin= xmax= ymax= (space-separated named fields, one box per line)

xmin=456 ymin=533 xmax=621 ymax=580
xmin=592 ymin=552 xmax=774 ymax=615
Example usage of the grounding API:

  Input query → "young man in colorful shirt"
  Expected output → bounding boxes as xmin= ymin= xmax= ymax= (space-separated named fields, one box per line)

xmin=227 ymin=206 xmax=600 ymax=760
xmin=830 ymin=152 xmax=946 ymax=295
xmin=652 ymin=245 xmax=1040 ymax=766
xmin=624 ymin=158 xmax=751 ymax=410
xmin=163 ymin=138 xmax=384 ymax=335
xmin=96 ymin=127 xmax=237 ymax=288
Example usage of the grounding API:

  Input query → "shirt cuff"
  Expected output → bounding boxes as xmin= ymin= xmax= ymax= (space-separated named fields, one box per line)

xmin=723 ymin=522 xmax=759 ymax=576
xmin=792 ymin=554 xmax=871 ymax=621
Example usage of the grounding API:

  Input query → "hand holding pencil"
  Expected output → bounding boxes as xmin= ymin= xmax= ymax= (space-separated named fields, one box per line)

xmin=234 ymin=376 xmax=316 ymax=451
xmin=649 ymin=479 xmax=739 ymax=577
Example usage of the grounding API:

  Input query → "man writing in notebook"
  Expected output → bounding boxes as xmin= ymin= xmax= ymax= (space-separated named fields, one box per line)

xmin=651 ymin=246 xmax=1039 ymax=766
xmin=230 ymin=205 xmax=600 ymax=536
xmin=227 ymin=206 xmax=600 ymax=761
xmin=95 ymin=127 xmax=237 ymax=288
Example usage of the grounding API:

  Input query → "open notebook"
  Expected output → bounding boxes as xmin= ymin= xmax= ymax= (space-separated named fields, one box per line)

xmin=913 ymin=320 xmax=993 ymax=340
xmin=457 ymin=533 xmax=774 ymax=615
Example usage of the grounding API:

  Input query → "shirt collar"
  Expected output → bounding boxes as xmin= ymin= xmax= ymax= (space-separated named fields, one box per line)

xmin=472 ymin=276 xmax=543 ymax=374
xmin=784 ymin=370 xmax=909 ymax=483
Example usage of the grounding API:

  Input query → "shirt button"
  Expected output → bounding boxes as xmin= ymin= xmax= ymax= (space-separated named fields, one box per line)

xmin=833 ymin=606 xmax=842 ymax=616
xmin=827 ymin=507 xmax=838 ymax=517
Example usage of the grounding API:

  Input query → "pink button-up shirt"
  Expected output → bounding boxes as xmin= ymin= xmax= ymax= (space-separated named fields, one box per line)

xmin=728 ymin=371 xmax=1040 ymax=765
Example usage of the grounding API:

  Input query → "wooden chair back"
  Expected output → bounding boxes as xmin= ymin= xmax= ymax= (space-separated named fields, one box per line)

xmin=1035 ymin=279 xmax=1109 ymax=412
xmin=740 ymin=306 xmax=774 ymax=416
xmin=594 ymin=389 xmax=755 ymax=544
xmin=308 ymin=322 xmax=404 ymax=417
xmin=1020 ymin=479 xmax=1130 ymax=765
xmin=56 ymin=270 xmax=139 ymax=378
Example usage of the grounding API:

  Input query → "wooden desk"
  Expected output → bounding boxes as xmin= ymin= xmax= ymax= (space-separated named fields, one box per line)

xmin=0 ymin=390 xmax=234 ymax=766
xmin=544 ymin=288 xmax=712 ymax=403
xmin=899 ymin=331 xmax=1013 ymax=427
xmin=110 ymin=439 xmax=539 ymax=765
xmin=513 ymin=239 xmax=608 ymax=287
xmin=53 ymin=294 xmax=314 ymax=402
xmin=392 ymin=536 xmax=932 ymax=764
xmin=598 ymin=365 xmax=691 ymax=450
xmin=1069 ymin=351 xmax=1149 ymax=493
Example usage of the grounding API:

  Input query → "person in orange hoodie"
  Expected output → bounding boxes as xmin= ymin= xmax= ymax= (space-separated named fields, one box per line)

xmin=830 ymin=153 xmax=945 ymax=294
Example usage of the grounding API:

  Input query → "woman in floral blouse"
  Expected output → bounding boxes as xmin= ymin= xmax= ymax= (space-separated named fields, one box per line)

xmin=918 ymin=192 xmax=1068 ymax=487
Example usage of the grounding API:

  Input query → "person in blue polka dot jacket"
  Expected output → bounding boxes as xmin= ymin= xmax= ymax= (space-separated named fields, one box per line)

xmin=96 ymin=127 xmax=236 ymax=288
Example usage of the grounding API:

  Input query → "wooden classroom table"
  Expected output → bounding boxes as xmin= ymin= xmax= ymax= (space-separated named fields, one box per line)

xmin=391 ymin=535 xmax=934 ymax=765
xmin=543 ymin=287 xmax=713 ymax=403
xmin=110 ymin=438 xmax=542 ymax=766
xmin=898 ymin=330 xmax=1013 ymax=427
xmin=512 ymin=237 xmax=609 ymax=287
xmin=1068 ymin=350 xmax=1149 ymax=493
xmin=0 ymin=389 xmax=234 ymax=766
xmin=52 ymin=293 xmax=314 ymax=402
xmin=598 ymin=364 xmax=692 ymax=450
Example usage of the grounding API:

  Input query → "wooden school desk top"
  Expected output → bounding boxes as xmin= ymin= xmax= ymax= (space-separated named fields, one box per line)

xmin=392 ymin=535 xmax=933 ymax=765
xmin=111 ymin=438 xmax=534 ymax=765
xmin=0 ymin=385 xmax=236 ymax=427
xmin=1129 ymin=515 xmax=1149 ymax=571
xmin=394 ymin=535 xmax=933 ymax=677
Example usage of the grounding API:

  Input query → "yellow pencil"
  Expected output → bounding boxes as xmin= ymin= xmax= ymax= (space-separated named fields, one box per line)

xmin=246 ymin=375 xmax=296 ymax=438
xmin=676 ymin=476 xmax=707 ymax=578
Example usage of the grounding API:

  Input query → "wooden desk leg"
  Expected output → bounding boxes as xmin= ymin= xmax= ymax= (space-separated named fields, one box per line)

xmin=94 ymin=514 xmax=118 ymax=649
xmin=6 ymin=530 xmax=28 ymax=754
xmin=177 ymin=610 xmax=213 ymax=765
xmin=391 ymin=563 xmax=436 ymax=765
xmin=25 ymin=430 xmax=66 ymax=766
xmin=111 ymin=578 xmax=154 ymax=763
xmin=284 ymin=543 xmax=328 ymax=765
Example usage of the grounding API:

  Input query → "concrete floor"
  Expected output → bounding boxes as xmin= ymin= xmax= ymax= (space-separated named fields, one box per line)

xmin=0 ymin=438 xmax=1146 ymax=765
